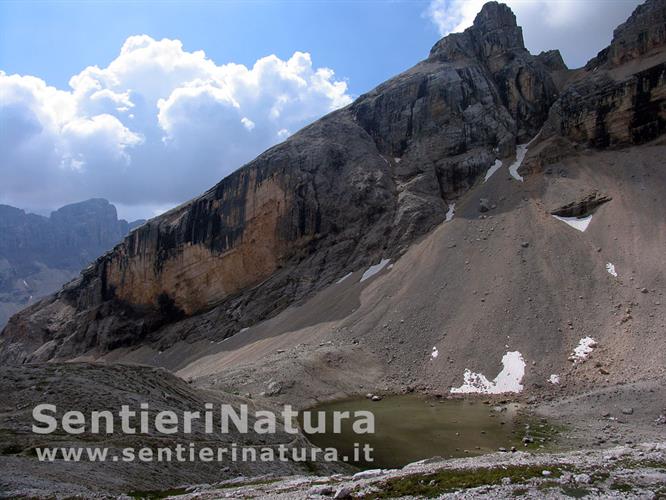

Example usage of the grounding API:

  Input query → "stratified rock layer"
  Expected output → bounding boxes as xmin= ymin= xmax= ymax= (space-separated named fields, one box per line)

xmin=545 ymin=0 xmax=666 ymax=146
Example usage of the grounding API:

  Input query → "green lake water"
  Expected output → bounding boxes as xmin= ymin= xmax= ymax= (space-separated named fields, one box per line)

xmin=302 ymin=394 xmax=547 ymax=469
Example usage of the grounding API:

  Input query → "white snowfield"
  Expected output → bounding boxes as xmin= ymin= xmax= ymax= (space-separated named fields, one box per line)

xmin=360 ymin=258 xmax=391 ymax=282
xmin=431 ymin=347 xmax=439 ymax=359
xmin=446 ymin=203 xmax=455 ymax=222
xmin=571 ymin=337 xmax=597 ymax=362
xmin=548 ymin=374 xmax=560 ymax=385
xmin=450 ymin=351 xmax=526 ymax=394
xmin=552 ymin=214 xmax=593 ymax=232
xmin=606 ymin=262 xmax=618 ymax=277
xmin=484 ymin=159 xmax=503 ymax=182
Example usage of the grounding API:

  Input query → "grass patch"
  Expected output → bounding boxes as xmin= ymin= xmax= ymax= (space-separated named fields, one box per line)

xmin=515 ymin=420 xmax=564 ymax=452
xmin=610 ymin=482 xmax=634 ymax=493
xmin=537 ymin=480 xmax=561 ymax=492
xmin=0 ymin=444 xmax=24 ymax=455
xmin=561 ymin=485 xmax=592 ymax=498
xmin=590 ymin=471 xmax=610 ymax=483
xmin=628 ymin=459 xmax=666 ymax=471
xmin=215 ymin=477 xmax=281 ymax=490
xmin=368 ymin=465 xmax=562 ymax=498
xmin=302 ymin=460 xmax=320 ymax=474
xmin=128 ymin=487 xmax=188 ymax=499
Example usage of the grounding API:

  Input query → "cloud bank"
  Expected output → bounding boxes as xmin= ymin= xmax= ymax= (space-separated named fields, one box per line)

xmin=426 ymin=0 xmax=641 ymax=69
xmin=0 ymin=35 xmax=352 ymax=219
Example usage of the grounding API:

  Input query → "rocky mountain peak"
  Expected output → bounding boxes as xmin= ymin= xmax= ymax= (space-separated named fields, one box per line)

xmin=429 ymin=1 xmax=526 ymax=61
xmin=471 ymin=1 xmax=520 ymax=37
xmin=2 ymin=0 xmax=664 ymax=369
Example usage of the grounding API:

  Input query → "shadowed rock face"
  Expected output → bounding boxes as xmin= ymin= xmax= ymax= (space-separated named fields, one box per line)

xmin=0 ymin=199 xmax=134 ymax=273
xmin=428 ymin=1 xmax=561 ymax=140
xmin=2 ymin=1 xmax=665 ymax=365
xmin=545 ymin=0 xmax=666 ymax=147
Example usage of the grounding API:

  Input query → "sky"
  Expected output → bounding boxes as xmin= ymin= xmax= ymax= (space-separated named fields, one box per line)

xmin=0 ymin=0 xmax=642 ymax=221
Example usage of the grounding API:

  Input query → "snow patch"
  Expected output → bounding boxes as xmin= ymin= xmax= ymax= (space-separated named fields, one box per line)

xmin=552 ymin=214 xmax=593 ymax=232
xmin=337 ymin=272 xmax=352 ymax=284
xmin=548 ymin=374 xmax=560 ymax=385
xmin=240 ymin=327 xmax=250 ymax=333
xmin=509 ymin=144 xmax=528 ymax=181
xmin=571 ymin=337 xmax=597 ymax=362
xmin=445 ymin=203 xmax=455 ymax=222
xmin=606 ymin=262 xmax=617 ymax=277
xmin=431 ymin=347 xmax=439 ymax=359
xmin=394 ymin=157 xmax=401 ymax=164
xmin=22 ymin=280 xmax=29 ymax=288
xmin=484 ymin=159 xmax=503 ymax=182
xmin=508 ymin=131 xmax=541 ymax=182
xmin=450 ymin=351 xmax=526 ymax=394
xmin=360 ymin=258 xmax=390 ymax=282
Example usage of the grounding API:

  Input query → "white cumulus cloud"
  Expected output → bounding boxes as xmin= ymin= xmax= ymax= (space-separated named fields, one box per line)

xmin=425 ymin=0 xmax=642 ymax=68
xmin=0 ymin=35 xmax=352 ymax=219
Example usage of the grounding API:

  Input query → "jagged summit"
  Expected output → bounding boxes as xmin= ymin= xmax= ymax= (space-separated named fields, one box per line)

xmin=472 ymin=1 xmax=518 ymax=29
xmin=429 ymin=1 xmax=526 ymax=60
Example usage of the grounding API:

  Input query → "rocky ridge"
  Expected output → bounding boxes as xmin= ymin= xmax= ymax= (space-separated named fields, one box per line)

xmin=0 ymin=199 xmax=143 ymax=329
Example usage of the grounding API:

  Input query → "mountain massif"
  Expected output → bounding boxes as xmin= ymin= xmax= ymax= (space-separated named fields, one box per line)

xmin=3 ymin=0 xmax=664 ymax=368
xmin=1 ymin=1 xmax=665 ymax=496
xmin=0 ymin=199 xmax=143 ymax=329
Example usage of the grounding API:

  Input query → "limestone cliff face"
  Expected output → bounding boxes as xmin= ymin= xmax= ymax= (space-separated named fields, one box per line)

xmin=545 ymin=0 xmax=666 ymax=147
xmin=0 ymin=2 xmax=618 ymax=364
xmin=100 ymin=173 xmax=290 ymax=314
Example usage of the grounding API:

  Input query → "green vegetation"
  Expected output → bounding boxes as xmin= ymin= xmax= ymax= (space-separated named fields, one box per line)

xmin=128 ymin=487 xmax=189 ymax=499
xmin=214 ymin=477 xmax=281 ymax=489
xmin=368 ymin=465 xmax=562 ymax=498
xmin=0 ymin=443 xmax=24 ymax=455
xmin=560 ymin=485 xmax=592 ymax=498
xmin=610 ymin=482 xmax=634 ymax=493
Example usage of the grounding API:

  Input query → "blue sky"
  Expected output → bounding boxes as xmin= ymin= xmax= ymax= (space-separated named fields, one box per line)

xmin=0 ymin=1 xmax=441 ymax=98
xmin=0 ymin=0 xmax=642 ymax=220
